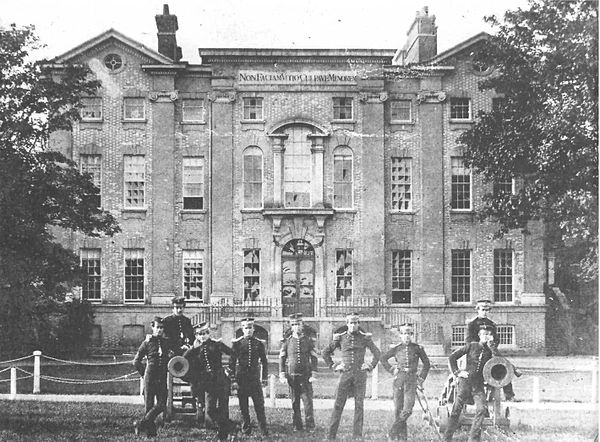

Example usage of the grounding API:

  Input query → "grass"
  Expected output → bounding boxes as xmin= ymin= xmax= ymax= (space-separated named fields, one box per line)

xmin=0 ymin=400 xmax=596 ymax=441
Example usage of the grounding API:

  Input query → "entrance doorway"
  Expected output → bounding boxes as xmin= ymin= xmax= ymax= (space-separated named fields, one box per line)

xmin=281 ymin=239 xmax=315 ymax=317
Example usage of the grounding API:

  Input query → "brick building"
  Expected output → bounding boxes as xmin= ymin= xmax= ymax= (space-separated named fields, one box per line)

xmin=49 ymin=6 xmax=546 ymax=355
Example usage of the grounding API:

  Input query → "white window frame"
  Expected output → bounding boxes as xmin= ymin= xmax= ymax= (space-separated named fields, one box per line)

xmin=391 ymin=250 xmax=412 ymax=304
xmin=390 ymin=100 xmax=412 ymax=123
xmin=496 ymin=325 xmax=516 ymax=348
xmin=451 ymin=157 xmax=472 ymax=211
xmin=451 ymin=325 xmax=467 ymax=348
xmin=333 ymin=146 xmax=354 ymax=209
xmin=242 ymin=97 xmax=264 ymax=120
xmin=183 ymin=250 xmax=204 ymax=301
xmin=450 ymin=97 xmax=472 ymax=121
xmin=124 ymin=249 xmax=145 ymax=303
xmin=80 ymin=249 xmax=101 ymax=302
xmin=333 ymin=97 xmax=353 ymax=120
xmin=494 ymin=249 xmax=514 ymax=303
xmin=451 ymin=249 xmax=471 ymax=303
xmin=391 ymin=157 xmax=412 ymax=212
xmin=80 ymin=97 xmax=103 ymax=121
xmin=242 ymin=147 xmax=263 ymax=209
xmin=123 ymin=155 xmax=145 ymax=209
xmin=80 ymin=154 xmax=102 ymax=207
xmin=182 ymin=157 xmax=205 ymax=210
xmin=182 ymin=98 xmax=205 ymax=122
xmin=243 ymin=249 xmax=261 ymax=301
xmin=123 ymin=97 xmax=146 ymax=121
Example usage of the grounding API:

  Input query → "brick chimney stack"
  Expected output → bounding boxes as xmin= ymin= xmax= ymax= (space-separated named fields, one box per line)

xmin=402 ymin=6 xmax=437 ymax=64
xmin=155 ymin=4 xmax=182 ymax=61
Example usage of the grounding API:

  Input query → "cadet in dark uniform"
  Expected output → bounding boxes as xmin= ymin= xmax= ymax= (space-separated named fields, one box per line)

xmin=162 ymin=296 xmax=194 ymax=355
xmin=466 ymin=299 xmax=519 ymax=401
xmin=381 ymin=323 xmax=430 ymax=442
xmin=443 ymin=324 xmax=499 ymax=442
xmin=133 ymin=316 xmax=174 ymax=437
xmin=184 ymin=322 xmax=232 ymax=441
xmin=229 ymin=317 xmax=269 ymax=436
xmin=323 ymin=313 xmax=381 ymax=440
xmin=279 ymin=313 xmax=318 ymax=432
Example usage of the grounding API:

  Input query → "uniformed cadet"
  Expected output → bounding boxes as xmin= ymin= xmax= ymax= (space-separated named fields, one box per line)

xmin=466 ymin=299 xmax=519 ymax=401
xmin=322 ymin=312 xmax=381 ymax=440
xmin=279 ymin=313 xmax=318 ymax=432
xmin=229 ymin=317 xmax=269 ymax=436
xmin=443 ymin=324 xmax=499 ymax=442
xmin=133 ymin=316 xmax=174 ymax=437
xmin=381 ymin=323 xmax=431 ymax=441
xmin=162 ymin=297 xmax=194 ymax=355
xmin=184 ymin=322 xmax=232 ymax=441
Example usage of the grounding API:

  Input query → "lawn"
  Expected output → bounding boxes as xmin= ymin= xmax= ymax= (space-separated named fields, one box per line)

xmin=0 ymin=400 xmax=596 ymax=441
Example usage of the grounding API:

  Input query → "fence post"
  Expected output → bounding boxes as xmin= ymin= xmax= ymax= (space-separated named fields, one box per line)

xmin=592 ymin=367 xmax=598 ymax=403
xmin=10 ymin=367 xmax=17 ymax=400
xmin=532 ymin=376 xmax=540 ymax=404
xmin=139 ymin=376 xmax=144 ymax=396
xmin=269 ymin=374 xmax=276 ymax=407
xmin=33 ymin=350 xmax=41 ymax=394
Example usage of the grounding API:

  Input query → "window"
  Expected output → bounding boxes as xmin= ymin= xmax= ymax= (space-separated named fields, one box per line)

xmin=391 ymin=100 xmax=412 ymax=122
xmin=123 ymin=97 xmax=145 ymax=121
xmin=496 ymin=325 xmax=515 ymax=346
xmin=182 ymin=99 xmax=205 ymax=122
xmin=124 ymin=249 xmax=144 ymax=302
xmin=450 ymin=98 xmax=471 ymax=120
xmin=494 ymin=249 xmax=513 ymax=302
xmin=451 ymin=325 xmax=467 ymax=348
xmin=493 ymin=178 xmax=514 ymax=197
xmin=333 ymin=147 xmax=353 ymax=209
xmin=124 ymin=155 xmax=145 ymax=208
xmin=336 ymin=249 xmax=353 ymax=301
xmin=243 ymin=97 xmax=263 ymax=120
xmin=391 ymin=250 xmax=411 ymax=304
xmin=451 ymin=250 xmax=471 ymax=303
xmin=333 ymin=97 xmax=353 ymax=120
xmin=183 ymin=250 xmax=203 ymax=301
xmin=80 ymin=97 xmax=103 ymax=121
xmin=80 ymin=154 xmax=102 ymax=207
xmin=391 ymin=157 xmax=412 ymax=211
xmin=451 ymin=157 xmax=471 ymax=210
xmin=243 ymin=249 xmax=260 ymax=300
xmin=284 ymin=126 xmax=312 ymax=207
xmin=243 ymin=147 xmax=263 ymax=209
xmin=104 ymin=53 xmax=122 ymax=71
xmin=80 ymin=249 xmax=101 ymax=302
xmin=183 ymin=157 xmax=204 ymax=210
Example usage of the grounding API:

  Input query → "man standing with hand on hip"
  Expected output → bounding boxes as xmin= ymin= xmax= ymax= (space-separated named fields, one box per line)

xmin=381 ymin=323 xmax=430 ymax=441
xmin=323 ymin=312 xmax=381 ymax=440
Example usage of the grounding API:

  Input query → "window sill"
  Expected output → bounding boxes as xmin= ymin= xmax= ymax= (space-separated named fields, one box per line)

xmin=122 ymin=209 xmax=147 ymax=220
xmin=450 ymin=209 xmax=473 ymax=214
xmin=123 ymin=300 xmax=146 ymax=305
xmin=241 ymin=208 xmax=263 ymax=213
xmin=181 ymin=209 xmax=207 ymax=214
xmin=331 ymin=119 xmax=356 ymax=124
xmin=122 ymin=208 xmax=147 ymax=213
xmin=180 ymin=121 xmax=206 ymax=125
xmin=390 ymin=210 xmax=415 ymax=215
xmin=390 ymin=120 xmax=414 ymax=125
xmin=449 ymin=120 xmax=473 ymax=130
xmin=333 ymin=208 xmax=356 ymax=213
xmin=240 ymin=119 xmax=265 ymax=124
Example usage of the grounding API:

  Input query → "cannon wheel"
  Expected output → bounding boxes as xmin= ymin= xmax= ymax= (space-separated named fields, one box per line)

xmin=437 ymin=406 xmax=449 ymax=433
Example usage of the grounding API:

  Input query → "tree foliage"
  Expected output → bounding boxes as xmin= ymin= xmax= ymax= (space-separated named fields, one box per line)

xmin=0 ymin=24 xmax=120 ymax=356
xmin=459 ymin=0 xmax=598 ymax=279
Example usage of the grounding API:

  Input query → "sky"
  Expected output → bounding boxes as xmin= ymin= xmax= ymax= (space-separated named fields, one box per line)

xmin=1 ymin=0 xmax=530 ymax=63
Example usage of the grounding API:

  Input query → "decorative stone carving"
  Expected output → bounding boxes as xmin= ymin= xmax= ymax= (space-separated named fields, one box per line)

xmin=359 ymin=91 xmax=388 ymax=103
xmin=379 ymin=91 xmax=389 ymax=102
xmin=148 ymin=90 xmax=179 ymax=102
xmin=416 ymin=90 xmax=447 ymax=104
xmin=208 ymin=90 xmax=237 ymax=103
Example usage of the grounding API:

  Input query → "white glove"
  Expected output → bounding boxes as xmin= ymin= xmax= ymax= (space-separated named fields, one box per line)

xmin=457 ymin=370 xmax=469 ymax=379
xmin=361 ymin=362 xmax=372 ymax=371
xmin=279 ymin=372 xmax=287 ymax=384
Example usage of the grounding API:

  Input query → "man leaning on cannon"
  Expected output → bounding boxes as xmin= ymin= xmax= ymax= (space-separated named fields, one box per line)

xmin=323 ymin=312 xmax=381 ymax=441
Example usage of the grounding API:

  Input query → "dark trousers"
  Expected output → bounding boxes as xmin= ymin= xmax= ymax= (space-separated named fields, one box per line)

xmin=503 ymin=382 xmax=515 ymax=399
xmin=143 ymin=376 xmax=167 ymax=424
xmin=287 ymin=374 xmax=315 ymax=430
xmin=206 ymin=378 xmax=231 ymax=441
xmin=328 ymin=370 xmax=367 ymax=439
xmin=389 ymin=373 xmax=418 ymax=440
xmin=238 ymin=377 xmax=267 ymax=433
xmin=444 ymin=377 xmax=486 ymax=442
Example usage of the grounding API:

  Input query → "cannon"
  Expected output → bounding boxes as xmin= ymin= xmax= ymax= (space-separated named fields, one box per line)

xmin=164 ymin=356 xmax=202 ymax=423
xmin=436 ymin=356 xmax=513 ymax=432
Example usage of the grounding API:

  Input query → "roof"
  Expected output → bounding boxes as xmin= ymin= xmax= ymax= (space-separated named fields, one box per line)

xmin=199 ymin=48 xmax=395 ymax=64
xmin=51 ymin=29 xmax=174 ymax=65
xmin=427 ymin=32 xmax=491 ymax=65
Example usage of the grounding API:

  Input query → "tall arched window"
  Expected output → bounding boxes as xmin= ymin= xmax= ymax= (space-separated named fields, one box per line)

xmin=284 ymin=126 xmax=312 ymax=207
xmin=243 ymin=146 xmax=263 ymax=208
xmin=333 ymin=146 xmax=353 ymax=208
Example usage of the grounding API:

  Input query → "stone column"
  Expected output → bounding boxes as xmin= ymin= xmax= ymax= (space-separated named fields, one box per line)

xmin=269 ymin=135 xmax=288 ymax=207
xmin=309 ymin=135 xmax=325 ymax=207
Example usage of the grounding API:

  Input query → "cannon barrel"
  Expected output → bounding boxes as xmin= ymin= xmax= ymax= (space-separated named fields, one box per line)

xmin=483 ymin=356 xmax=514 ymax=388
xmin=167 ymin=355 xmax=189 ymax=378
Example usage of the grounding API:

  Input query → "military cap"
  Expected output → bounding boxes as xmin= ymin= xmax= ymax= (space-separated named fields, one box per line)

xmin=346 ymin=312 xmax=360 ymax=321
xmin=475 ymin=299 xmax=492 ymax=309
xmin=171 ymin=296 xmax=186 ymax=306
xmin=398 ymin=323 xmax=414 ymax=332
xmin=479 ymin=324 xmax=494 ymax=332
xmin=151 ymin=316 xmax=163 ymax=325
xmin=194 ymin=321 xmax=210 ymax=332
xmin=240 ymin=317 xmax=255 ymax=327
xmin=288 ymin=313 xmax=304 ymax=324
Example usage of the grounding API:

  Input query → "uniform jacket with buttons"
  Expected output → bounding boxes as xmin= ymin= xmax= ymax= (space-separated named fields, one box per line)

xmin=229 ymin=335 xmax=268 ymax=382
xmin=162 ymin=314 xmax=194 ymax=354
xmin=381 ymin=341 xmax=430 ymax=380
xmin=449 ymin=341 xmax=499 ymax=382
xmin=133 ymin=336 xmax=173 ymax=379
xmin=184 ymin=338 xmax=231 ymax=388
xmin=279 ymin=333 xmax=317 ymax=377
xmin=466 ymin=316 xmax=499 ymax=344
xmin=322 ymin=330 xmax=381 ymax=372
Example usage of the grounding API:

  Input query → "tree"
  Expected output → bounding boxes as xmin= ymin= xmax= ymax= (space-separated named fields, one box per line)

xmin=0 ymin=24 xmax=120 ymax=357
xmin=459 ymin=0 xmax=598 ymax=280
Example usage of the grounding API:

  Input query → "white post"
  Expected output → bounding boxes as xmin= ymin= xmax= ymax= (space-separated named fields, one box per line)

xmin=532 ymin=376 xmax=540 ymax=404
xmin=33 ymin=350 xmax=41 ymax=394
xmin=592 ymin=367 xmax=598 ymax=403
xmin=371 ymin=365 xmax=379 ymax=400
xmin=10 ymin=367 xmax=17 ymax=400
xmin=269 ymin=374 xmax=276 ymax=407
xmin=139 ymin=377 xmax=144 ymax=396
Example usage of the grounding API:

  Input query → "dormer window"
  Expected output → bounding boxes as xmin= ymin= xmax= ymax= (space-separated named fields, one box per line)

xmin=104 ymin=53 xmax=123 ymax=72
